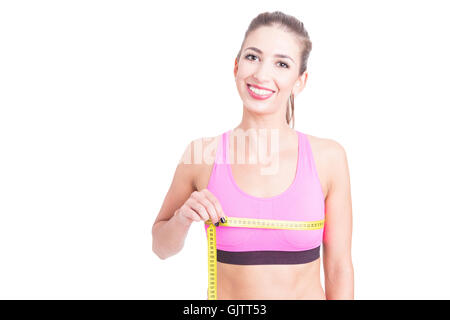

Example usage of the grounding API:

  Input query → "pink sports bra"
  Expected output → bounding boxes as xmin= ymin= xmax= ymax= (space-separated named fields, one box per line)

xmin=204 ymin=129 xmax=325 ymax=265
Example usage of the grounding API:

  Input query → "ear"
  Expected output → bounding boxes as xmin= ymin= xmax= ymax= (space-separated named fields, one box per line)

xmin=292 ymin=71 xmax=308 ymax=97
xmin=234 ymin=58 xmax=238 ymax=78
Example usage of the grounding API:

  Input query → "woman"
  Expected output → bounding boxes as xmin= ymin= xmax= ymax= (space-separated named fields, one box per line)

xmin=152 ymin=11 xmax=354 ymax=300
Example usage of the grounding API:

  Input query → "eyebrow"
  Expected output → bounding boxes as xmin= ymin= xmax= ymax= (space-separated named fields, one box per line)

xmin=244 ymin=47 xmax=296 ymax=64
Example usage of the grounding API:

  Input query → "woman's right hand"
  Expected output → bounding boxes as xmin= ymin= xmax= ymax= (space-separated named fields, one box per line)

xmin=174 ymin=189 xmax=226 ymax=227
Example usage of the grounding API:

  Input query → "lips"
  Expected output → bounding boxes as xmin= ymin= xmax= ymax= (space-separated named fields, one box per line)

xmin=246 ymin=83 xmax=275 ymax=100
xmin=246 ymin=83 xmax=275 ymax=92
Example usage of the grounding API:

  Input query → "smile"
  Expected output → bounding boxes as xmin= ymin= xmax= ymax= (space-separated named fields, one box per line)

xmin=246 ymin=84 xmax=275 ymax=100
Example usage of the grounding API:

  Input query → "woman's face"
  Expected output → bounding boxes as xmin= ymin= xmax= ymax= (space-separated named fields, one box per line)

xmin=234 ymin=26 xmax=306 ymax=116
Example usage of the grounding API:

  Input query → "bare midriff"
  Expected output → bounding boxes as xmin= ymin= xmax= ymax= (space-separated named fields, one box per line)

xmin=215 ymin=258 xmax=325 ymax=300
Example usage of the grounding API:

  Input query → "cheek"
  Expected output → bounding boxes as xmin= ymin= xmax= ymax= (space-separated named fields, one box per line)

xmin=236 ymin=63 xmax=255 ymax=78
xmin=275 ymin=83 xmax=295 ymax=98
xmin=276 ymin=78 xmax=293 ymax=90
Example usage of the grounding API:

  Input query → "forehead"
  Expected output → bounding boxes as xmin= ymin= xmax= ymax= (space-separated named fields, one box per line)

xmin=244 ymin=26 xmax=300 ymax=57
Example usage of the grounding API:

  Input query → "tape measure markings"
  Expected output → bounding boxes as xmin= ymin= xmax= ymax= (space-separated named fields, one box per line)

xmin=205 ymin=216 xmax=325 ymax=300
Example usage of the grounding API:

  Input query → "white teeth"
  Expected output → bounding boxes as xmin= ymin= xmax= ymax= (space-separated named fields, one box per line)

xmin=249 ymin=85 xmax=273 ymax=96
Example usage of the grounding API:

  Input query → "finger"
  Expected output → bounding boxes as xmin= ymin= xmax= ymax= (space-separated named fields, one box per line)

xmin=176 ymin=207 xmax=201 ymax=225
xmin=186 ymin=198 xmax=209 ymax=221
xmin=202 ymin=189 xmax=225 ymax=220
xmin=193 ymin=191 xmax=219 ymax=224
xmin=183 ymin=208 xmax=202 ymax=222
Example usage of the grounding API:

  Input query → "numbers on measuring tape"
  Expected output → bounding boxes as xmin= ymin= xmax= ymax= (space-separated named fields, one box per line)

xmin=205 ymin=217 xmax=324 ymax=230
xmin=206 ymin=216 xmax=325 ymax=300
xmin=207 ymin=224 xmax=217 ymax=300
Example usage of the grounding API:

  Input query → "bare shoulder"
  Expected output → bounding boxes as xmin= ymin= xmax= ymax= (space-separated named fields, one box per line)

xmin=304 ymin=133 xmax=349 ymax=197
xmin=306 ymin=133 xmax=347 ymax=159
xmin=152 ymin=134 xmax=220 ymax=228
xmin=178 ymin=134 xmax=221 ymax=191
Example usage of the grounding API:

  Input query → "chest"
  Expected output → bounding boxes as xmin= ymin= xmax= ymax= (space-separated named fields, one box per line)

xmin=195 ymin=134 xmax=329 ymax=200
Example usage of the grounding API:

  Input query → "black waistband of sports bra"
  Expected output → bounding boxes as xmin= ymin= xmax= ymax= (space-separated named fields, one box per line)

xmin=216 ymin=245 xmax=321 ymax=265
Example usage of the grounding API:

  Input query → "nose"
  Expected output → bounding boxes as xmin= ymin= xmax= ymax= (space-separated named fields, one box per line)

xmin=252 ymin=61 xmax=273 ymax=84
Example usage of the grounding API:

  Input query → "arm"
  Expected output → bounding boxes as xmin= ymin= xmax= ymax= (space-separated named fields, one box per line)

xmin=322 ymin=139 xmax=354 ymax=300
xmin=152 ymin=140 xmax=198 ymax=260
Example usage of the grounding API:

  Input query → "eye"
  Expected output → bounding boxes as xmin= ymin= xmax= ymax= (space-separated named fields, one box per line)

xmin=245 ymin=54 xmax=258 ymax=61
xmin=278 ymin=62 xmax=289 ymax=69
xmin=245 ymin=54 xmax=289 ymax=69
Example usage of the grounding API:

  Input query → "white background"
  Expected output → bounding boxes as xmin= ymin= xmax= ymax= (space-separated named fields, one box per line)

xmin=1 ymin=0 xmax=449 ymax=299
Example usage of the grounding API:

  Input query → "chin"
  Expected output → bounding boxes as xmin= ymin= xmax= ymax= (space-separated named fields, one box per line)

xmin=243 ymin=102 xmax=276 ymax=114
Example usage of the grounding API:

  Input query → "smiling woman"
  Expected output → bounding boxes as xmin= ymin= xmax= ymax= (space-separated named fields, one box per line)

xmin=234 ymin=12 xmax=312 ymax=129
xmin=152 ymin=11 xmax=354 ymax=300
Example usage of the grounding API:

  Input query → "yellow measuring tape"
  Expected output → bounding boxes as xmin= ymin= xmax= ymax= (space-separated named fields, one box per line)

xmin=204 ymin=216 xmax=325 ymax=300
